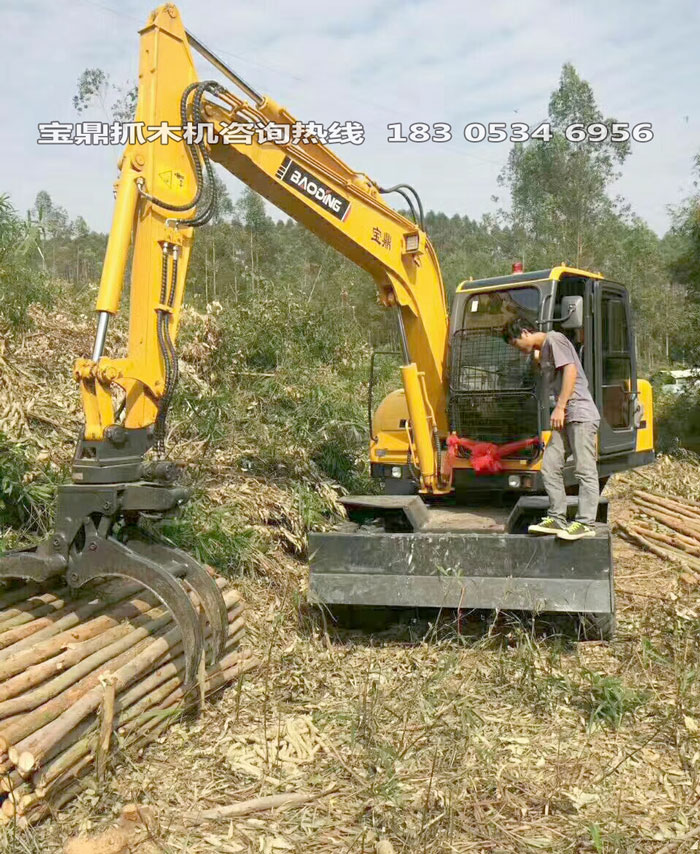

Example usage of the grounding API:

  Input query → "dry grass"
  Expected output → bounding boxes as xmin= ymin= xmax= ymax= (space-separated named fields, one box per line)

xmin=2 ymin=308 xmax=700 ymax=853
xmin=0 ymin=459 xmax=695 ymax=853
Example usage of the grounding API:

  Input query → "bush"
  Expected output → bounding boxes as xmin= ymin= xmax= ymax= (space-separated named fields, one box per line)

xmin=0 ymin=434 xmax=55 ymax=539
xmin=174 ymin=291 xmax=396 ymax=494
xmin=0 ymin=195 xmax=52 ymax=328
xmin=654 ymin=386 xmax=700 ymax=453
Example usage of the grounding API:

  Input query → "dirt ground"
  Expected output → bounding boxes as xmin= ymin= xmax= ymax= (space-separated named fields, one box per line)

xmin=3 ymin=459 xmax=700 ymax=854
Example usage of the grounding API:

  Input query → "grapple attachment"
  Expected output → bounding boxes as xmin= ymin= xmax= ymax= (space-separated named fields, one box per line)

xmin=0 ymin=480 xmax=228 ymax=686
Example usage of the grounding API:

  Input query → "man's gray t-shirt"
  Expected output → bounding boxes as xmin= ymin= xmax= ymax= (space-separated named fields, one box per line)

xmin=540 ymin=332 xmax=600 ymax=423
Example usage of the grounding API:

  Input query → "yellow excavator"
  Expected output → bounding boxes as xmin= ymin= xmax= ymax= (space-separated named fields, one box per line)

xmin=0 ymin=4 xmax=654 ymax=669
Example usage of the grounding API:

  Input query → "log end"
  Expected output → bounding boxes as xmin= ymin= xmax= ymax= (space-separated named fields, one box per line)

xmin=17 ymin=751 xmax=36 ymax=774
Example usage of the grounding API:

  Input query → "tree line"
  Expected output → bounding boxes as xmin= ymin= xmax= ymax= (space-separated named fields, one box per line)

xmin=2 ymin=63 xmax=699 ymax=375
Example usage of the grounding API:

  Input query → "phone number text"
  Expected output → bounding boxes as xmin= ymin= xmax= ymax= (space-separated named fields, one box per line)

xmin=386 ymin=121 xmax=653 ymax=143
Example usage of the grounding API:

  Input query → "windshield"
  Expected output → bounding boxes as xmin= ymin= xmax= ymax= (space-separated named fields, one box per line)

xmin=460 ymin=286 xmax=540 ymax=331
xmin=449 ymin=286 xmax=541 ymax=444
xmin=451 ymin=285 xmax=540 ymax=396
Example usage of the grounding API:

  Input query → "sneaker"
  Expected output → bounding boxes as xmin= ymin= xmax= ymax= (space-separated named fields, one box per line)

xmin=528 ymin=516 xmax=567 ymax=535
xmin=557 ymin=521 xmax=596 ymax=541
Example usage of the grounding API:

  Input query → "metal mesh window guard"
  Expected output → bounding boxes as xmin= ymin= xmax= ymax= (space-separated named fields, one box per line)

xmin=449 ymin=328 xmax=540 ymax=451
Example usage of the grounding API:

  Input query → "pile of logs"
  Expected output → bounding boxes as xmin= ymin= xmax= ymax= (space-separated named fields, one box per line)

xmin=0 ymin=575 xmax=256 ymax=826
xmin=618 ymin=489 xmax=700 ymax=579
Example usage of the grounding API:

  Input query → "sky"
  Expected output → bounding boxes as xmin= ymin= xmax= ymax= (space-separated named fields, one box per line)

xmin=1 ymin=0 xmax=699 ymax=238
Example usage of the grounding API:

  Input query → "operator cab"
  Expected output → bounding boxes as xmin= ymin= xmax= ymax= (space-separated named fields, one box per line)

xmin=448 ymin=265 xmax=653 ymax=492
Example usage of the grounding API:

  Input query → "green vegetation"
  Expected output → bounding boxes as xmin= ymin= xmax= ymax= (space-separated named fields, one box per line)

xmin=0 ymin=195 xmax=51 ymax=328
xmin=0 ymin=434 xmax=56 ymax=545
xmin=581 ymin=671 xmax=649 ymax=731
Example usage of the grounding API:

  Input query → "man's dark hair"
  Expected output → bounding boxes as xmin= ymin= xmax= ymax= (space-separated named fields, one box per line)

xmin=502 ymin=317 xmax=535 ymax=343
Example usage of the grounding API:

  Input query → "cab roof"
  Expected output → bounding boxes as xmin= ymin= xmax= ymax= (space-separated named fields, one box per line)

xmin=456 ymin=265 xmax=604 ymax=293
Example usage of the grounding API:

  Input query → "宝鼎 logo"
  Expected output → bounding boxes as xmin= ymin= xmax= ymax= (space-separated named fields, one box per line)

xmin=277 ymin=157 xmax=351 ymax=221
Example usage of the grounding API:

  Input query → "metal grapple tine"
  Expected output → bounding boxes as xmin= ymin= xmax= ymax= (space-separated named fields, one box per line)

xmin=176 ymin=555 xmax=229 ymax=664
xmin=67 ymin=527 xmax=204 ymax=686
xmin=125 ymin=533 xmax=228 ymax=664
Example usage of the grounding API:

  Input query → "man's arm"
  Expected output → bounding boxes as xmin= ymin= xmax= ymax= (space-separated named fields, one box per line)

xmin=551 ymin=363 xmax=577 ymax=430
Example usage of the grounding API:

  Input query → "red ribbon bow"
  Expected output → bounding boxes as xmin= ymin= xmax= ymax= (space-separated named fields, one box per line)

xmin=444 ymin=434 xmax=541 ymax=476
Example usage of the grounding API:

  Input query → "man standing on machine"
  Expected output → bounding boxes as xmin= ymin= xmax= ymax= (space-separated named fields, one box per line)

xmin=503 ymin=319 xmax=601 ymax=541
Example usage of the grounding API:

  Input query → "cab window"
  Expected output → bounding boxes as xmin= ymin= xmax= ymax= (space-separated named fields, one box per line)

xmin=601 ymin=294 xmax=632 ymax=428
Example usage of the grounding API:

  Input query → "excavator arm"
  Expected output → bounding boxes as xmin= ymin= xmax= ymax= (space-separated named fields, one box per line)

xmin=87 ymin=3 xmax=450 ymax=492
xmin=0 ymin=3 xmax=451 ymax=682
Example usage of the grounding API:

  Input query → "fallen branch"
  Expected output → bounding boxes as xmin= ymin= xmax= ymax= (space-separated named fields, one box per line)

xmin=192 ymin=786 xmax=338 ymax=821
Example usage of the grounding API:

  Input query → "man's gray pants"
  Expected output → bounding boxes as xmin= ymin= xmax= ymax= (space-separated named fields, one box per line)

xmin=541 ymin=421 xmax=600 ymax=525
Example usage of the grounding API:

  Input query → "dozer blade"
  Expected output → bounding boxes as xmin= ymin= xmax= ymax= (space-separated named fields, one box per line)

xmin=309 ymin=496 xmax=615 ymax=628
xmin=66 ymin=518 xmax=205 ymax=686
xmin=121 ymin=527 xmax=228 ymax=664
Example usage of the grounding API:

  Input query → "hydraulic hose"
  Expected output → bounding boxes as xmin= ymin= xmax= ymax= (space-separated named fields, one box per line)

xmin=136 ymin=81 xmax=223 ymax=227
xmin=378 ymin=185 xmax=418 ymax=225
xmin=154 ymin=245 xmax=173 ymax=452
xmin=159 ymin=247 xmax=180 ymax=444
xmin=146 ymin=82 xmax=225 ymax=453
xmin=378 ymin=183 xmax=425 ymax=230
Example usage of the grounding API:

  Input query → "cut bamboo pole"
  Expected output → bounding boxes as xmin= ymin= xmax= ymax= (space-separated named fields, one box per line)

xmin=0 ymin=766 xmax=22 ymax=794
xmin=0 ymin=590 xmax=169 ymax=681
xmin=635 ymin=522 xmax=700 ymax=552
xmin=1 ymin=630 xmax=170 ymax=755
xmin=115 ymin=601 xmax=244 ymax=716
xmin=30 ymin=634 xmax=248 ymax=797
xmin=617 ymin=521 xmax=700 ymax=577
xmin=632 ymin=499 xmax=700 ymax=540
xmin=635 ymin=490 xmax=700 ymax=519
xmin=193 ymin=788 xmax=336 ymax=821
xmin=0 ymin=604 xmax=168 ymax=703
xmin=22 ymin=715 xmax=98 ymax=789
xmin=10 ymin=589 xmax=242 ymax=771
xmin=1 ymin=781 xmax=31 ymax=818
xmin=117 ymin=629 xmax=249 ymax=731
xmin=33 ymin=649 xmax=253 ymax=800
xmin=24 ymin=754 xmax=94 ymax=814
xmin=0 ymin=577 xmax=253 ymax=823
xmin=12 ymin=776 xmax=86 ymax=828
xmin=0 ymin=588 xmax=72 ymax=631
xmin=0 ymin=609 xmax=173 ymax=720
xmin=27 ymin=614 xmax=246 ymax=791
xmin=0 ymin=582 xmax=146 ymax=656
xmin=633 ymin=495 xmax=700 ymax=529
xmin=117 ymin=625 xmax=245 ymax=732
xmin=121 ymin=653 xmax=257 ymax=757
xmin=636 ymin=524 xmax=700 ymax=557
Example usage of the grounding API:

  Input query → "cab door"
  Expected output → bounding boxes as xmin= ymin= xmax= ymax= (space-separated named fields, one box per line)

xmin=593 ymin=281 xmax=637 ymax=454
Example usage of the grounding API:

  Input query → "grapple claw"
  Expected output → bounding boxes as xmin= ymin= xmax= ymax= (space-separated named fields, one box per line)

xmin=67 ymin=520 xmax=205 ymax=686
xmin=0 ymin=478 xmax=227 ymax=687
xmin=123 ymin=528 xmax=228 ymax=664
